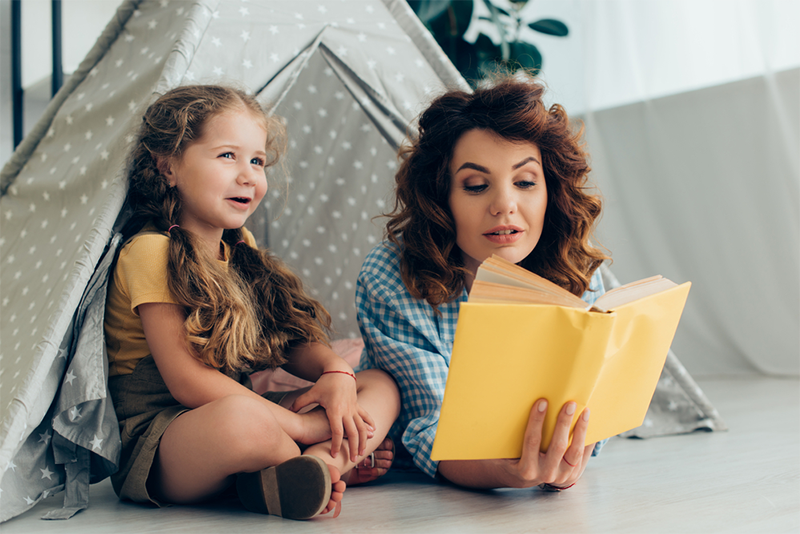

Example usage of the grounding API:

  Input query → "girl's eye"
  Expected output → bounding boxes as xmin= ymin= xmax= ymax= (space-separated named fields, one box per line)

xmin=220 ymin=152 xmax=234 ymax=159
xmin=251 ymin=157 xmax=265 ymax=167
xmin=516 ymin=180 xmax=537 ymax=189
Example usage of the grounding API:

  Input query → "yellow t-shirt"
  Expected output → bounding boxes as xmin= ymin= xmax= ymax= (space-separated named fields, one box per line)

xmin=104 ymin=227 xmax=257 ymax=376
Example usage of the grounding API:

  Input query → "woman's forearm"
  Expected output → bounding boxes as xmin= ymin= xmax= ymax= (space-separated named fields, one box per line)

xmin=437 ymin=458 xmax=527 ymax=489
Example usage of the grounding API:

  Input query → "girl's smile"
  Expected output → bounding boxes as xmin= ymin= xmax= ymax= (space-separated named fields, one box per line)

xmin=160 ymin=108 xmax=269 ymax=256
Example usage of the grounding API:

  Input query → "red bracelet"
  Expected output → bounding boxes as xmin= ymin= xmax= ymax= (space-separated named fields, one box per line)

xmin=321 ymin=370 xmax=356 ymax=381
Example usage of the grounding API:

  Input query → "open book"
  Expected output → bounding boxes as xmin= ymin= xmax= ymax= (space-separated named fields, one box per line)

xmin=430 ymin=256 xmax=691 ymax=460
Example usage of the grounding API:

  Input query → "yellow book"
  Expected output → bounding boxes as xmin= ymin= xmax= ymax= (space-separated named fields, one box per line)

xmin=430 ymin=256 xmax=691 ymax=460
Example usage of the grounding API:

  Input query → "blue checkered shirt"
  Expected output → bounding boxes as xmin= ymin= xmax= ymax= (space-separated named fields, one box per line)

xmin=356 ymin=241 xmax=606 ymax=478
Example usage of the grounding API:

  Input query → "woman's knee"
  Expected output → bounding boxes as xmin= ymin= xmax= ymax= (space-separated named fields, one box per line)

xmin=355 ymin=369 xmax=401 ymax=411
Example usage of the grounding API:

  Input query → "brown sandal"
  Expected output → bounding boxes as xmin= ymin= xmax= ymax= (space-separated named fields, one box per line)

xmin=236 ymin=456 xmax=331 ymax=520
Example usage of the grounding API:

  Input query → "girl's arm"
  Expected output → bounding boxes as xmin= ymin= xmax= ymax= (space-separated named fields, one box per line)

xmin=281 ymin=342 xmax=375 ymax=461
xmin=139 ymin=302 xmax=328 ymax=445
xmin=437 ymin=400 xmax=595 ymax=489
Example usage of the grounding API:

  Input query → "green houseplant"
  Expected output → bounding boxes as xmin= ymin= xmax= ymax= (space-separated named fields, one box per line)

xmin=408 ymin=0 xmax=569 ymax=85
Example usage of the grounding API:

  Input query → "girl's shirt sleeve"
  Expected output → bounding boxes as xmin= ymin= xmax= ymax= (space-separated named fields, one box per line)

xmin=355 ymin=243 xmax=461 ymax=478
xmin=114 ymin=232 xmax=177 ymax=313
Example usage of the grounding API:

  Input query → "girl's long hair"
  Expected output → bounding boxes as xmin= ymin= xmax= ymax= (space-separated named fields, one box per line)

xmin=387 ymin=74 xmax=608 ymax=308
xmin=124 ymin=85 xmax=330 ymax=374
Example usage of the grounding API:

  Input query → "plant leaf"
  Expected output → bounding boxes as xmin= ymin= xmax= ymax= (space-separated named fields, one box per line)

xmin=424 ymin=0 xmax=473 ymax=41
xmin=527 ymin=18 xmax=569 ymax=37
xmin=482 ymin=0 xmax=510 ymax=60
xmin=509 ymin=41 xmax=542 ymax=74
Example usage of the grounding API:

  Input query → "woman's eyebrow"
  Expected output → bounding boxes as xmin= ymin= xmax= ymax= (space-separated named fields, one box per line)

xmin=455 ymin=162 xmax=489 ymax=173
xmin=512 ymin=156 xmax=541 ymax=170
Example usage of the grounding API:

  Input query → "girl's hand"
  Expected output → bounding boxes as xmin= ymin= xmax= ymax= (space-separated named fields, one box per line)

xmin=502 ymin=399 xmax=594 ymax=489
xmin=291 ymin=371 xmax=376 ymax=462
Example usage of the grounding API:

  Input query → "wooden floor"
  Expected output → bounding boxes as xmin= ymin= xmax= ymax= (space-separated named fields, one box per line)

xmin=3 ymin=377 xmax=799 ymax=533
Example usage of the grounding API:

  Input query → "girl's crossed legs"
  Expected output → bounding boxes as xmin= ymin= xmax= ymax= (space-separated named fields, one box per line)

xmin=149 ymin=369 xmax=399 ymax=517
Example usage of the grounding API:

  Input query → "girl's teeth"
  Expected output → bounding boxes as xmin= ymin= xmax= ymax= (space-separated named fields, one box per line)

xmin=494 ymin=230 xmax=514 ymax=235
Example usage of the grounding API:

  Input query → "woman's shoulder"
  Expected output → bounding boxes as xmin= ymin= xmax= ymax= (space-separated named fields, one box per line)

xmin=358 ymin=240 xmax=409 ymax=294
xmin=360 ymin=241 xmax=403 ymax=278
xmin=363 ymin=240 xmax=401 ymax=264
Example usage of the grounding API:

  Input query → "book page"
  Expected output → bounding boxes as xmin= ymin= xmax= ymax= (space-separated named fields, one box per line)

xmin=469 ymin=281 xmax=592 ymax=308
xmin=595 ymin=276 xmax=677 ymax=311
xmin=471 ymin=256 xmax=589 ymax=309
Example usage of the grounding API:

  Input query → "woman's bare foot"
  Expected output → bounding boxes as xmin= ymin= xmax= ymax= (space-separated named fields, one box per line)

xmin=342 ymin=437 xmax=395 ymax=486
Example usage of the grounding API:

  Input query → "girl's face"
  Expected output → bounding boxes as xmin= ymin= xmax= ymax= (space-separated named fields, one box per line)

xmin=163 ymin=108 xmax=268 ymax=250
xmin=448 ymin=128 xmax=548 ymax=278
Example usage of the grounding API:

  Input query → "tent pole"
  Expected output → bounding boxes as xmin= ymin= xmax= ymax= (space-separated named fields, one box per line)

xmin=12 ymin=0 xmax=23 ymax=148
xmin=52 ymin=0 xmax=63 ymax=97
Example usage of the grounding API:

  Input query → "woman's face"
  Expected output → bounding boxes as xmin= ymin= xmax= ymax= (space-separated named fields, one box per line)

xmin=448 ymin=128 xmax=548 ymax=277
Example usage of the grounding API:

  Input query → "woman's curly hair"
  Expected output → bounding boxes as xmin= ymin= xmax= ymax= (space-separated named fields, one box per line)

xmin=123 ymin=85 xmax=330 ymax=374
xmin=386 ymin=74 xmax=608 ymax=308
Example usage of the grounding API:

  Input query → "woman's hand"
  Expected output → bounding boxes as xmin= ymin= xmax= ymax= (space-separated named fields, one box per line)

xmin=501 ymin=399 xmax=594 ymax=489
xmin=290 ymin=371 xmax=375 ymax=462
xmin=437 ymin=398 xmax=594 ymax=489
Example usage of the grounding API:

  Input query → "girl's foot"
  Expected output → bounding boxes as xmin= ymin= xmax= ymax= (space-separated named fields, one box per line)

xmin=319 ymin=465 xmax=345 ymax=517
xmin=342 ymin=436 xmax=395 ymax=486
xmin=236 ymin=455 xmax=342 ymax=520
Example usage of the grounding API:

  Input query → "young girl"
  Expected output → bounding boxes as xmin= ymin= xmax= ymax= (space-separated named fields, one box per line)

xmin=105 ymin=85 xmax=399 ymax=520
xmin=356 ymin=74 xmax=609 ymax=490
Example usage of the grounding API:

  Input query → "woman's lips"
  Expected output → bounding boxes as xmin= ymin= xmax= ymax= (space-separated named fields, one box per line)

xmin=483 ymin=227 xmax=523 ymax=244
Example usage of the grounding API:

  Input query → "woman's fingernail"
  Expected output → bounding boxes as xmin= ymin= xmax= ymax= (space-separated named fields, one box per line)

xmin=583 ymin=408 xmax=591 ymax=421
xmin=566 ymin=402 xmax=576 ymax=416
xmin=538 ymin=400 xmax=548 ymax=412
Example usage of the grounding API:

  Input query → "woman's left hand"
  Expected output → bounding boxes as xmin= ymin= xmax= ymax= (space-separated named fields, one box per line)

xmin=291 ymin=371 xmax=375 ymax=461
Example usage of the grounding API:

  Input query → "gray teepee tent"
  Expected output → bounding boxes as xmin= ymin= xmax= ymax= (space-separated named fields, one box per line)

xmin=0 ymin=0 xmax=724 ymax=523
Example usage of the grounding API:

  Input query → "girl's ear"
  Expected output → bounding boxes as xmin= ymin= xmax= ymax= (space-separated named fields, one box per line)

xmin=156 ymin=157 xmax=175 ymax=185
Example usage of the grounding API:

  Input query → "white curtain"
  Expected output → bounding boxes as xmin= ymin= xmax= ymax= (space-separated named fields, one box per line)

xmin=524 ymin=0 xmax=800 ymax=376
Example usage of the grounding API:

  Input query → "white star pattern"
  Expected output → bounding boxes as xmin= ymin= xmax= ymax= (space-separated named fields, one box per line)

xmin=40 ymin=466 xmax=54 ymax=480
xmin=90 ymin=434 xmax=104 ymax=451
xmin=64 ymin=370 xmax=77 ymax=385
xmin=69 ymin=406 xmax=82 ymax=422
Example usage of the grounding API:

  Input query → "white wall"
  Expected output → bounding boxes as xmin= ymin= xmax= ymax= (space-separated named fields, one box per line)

xmin=20 ymin=0 xmax=123 ymax=87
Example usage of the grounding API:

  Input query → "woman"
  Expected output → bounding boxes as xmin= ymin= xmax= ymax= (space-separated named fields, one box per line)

xmin=356 ymin=74 xmax=609 ymax=490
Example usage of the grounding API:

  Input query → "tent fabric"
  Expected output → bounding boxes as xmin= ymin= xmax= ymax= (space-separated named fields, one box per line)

xmin=0 ymin=0 xmax=723 ymax=522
